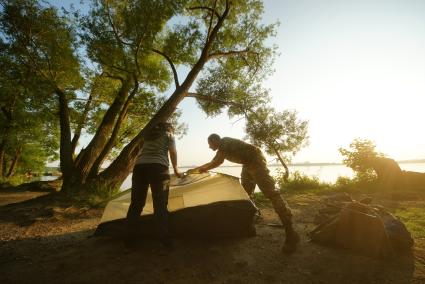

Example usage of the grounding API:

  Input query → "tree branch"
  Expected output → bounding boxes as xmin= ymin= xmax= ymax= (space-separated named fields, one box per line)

xmin=187 ymin=6 xmax=220 ymax=19
xmin=69 ymin=97 xmax=110 ymax=104
xmin=208 ymin=49 xmax=258 ymax=60
xmin=203 ymin=0 xmax=230 ymax=60
xmin=100 ymin=71 xmax=124 ymax=82
xmin=187 ymin=92 xmax=239 ymax=108
xmin=152 ymin=48 xmax=179 ymax=88
xmin=97 ymin=55 xmax=132 ymax=75
xmin=105 ymin=2 xmax=133 ymax=47
xmin=206 ymin=0 xmax=218 ymax=43
xmin=71 ymin=94 xmax=93 ymax=154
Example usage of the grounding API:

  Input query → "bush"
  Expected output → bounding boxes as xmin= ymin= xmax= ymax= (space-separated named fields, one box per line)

xmin=0 ymin=175 xmax=27 ymax=187
xmin=334 ymin=174 xmax=377 ymax=191
xmin=277 ymin=170 xmax=330 ymax=192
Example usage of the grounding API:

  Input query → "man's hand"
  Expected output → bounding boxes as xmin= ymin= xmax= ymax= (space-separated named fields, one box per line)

xmin=174 ymin=170 xmax=182 ymax=178
xmin=186 ymin=168 xmax=198 ymax=175
xmin=186 ymin=167 xmax=205 ymax=174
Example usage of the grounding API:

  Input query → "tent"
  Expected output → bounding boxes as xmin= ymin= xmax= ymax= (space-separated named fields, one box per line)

xmin=95 ymin=173 xmax=257 ymax=238
xmin=310 ymin=201 xmax=414 ymax=258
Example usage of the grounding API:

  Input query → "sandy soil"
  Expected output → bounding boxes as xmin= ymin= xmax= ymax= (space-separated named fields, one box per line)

xmin=0 ymin=188 xmax=424 ymax=284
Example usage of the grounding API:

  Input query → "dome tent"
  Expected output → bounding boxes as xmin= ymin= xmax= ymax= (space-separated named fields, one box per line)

xmin=95 ymin=173 xmax=257 ymax=238
xmin=310 ymin=201 xmax=414 ymax=258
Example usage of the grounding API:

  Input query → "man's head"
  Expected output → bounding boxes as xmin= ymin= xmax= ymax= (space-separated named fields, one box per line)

xmin=207 ymin=133 xmax=221 ymax=151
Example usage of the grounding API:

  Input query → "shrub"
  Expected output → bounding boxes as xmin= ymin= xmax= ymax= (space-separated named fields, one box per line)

xmin=0 ymin=175 xmax=27 ymax=187
xmin=334 ymin=174 xmax=377 ymax=191
xmin=277 ymin=170 xmax=330 ymax=192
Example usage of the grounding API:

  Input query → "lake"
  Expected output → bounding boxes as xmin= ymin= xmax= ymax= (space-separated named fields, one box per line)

xmin=119 ymin=162 xmax=425 ymax=190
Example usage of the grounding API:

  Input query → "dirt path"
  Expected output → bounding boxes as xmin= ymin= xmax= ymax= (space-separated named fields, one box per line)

xmin=0 ymin=189 xmax=424 ymax=283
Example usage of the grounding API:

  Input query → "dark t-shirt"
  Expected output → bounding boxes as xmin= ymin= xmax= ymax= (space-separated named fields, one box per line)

xmin=212 ymin=137 xmax=261 ymax=165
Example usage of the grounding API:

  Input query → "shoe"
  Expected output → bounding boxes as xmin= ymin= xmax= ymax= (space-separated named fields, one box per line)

xmin=281 ymin=231 xmax=300 ymax=254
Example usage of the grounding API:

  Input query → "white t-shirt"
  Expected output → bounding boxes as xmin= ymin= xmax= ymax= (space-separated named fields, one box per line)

xmin=135 ymin=132 xmax=176 ymax=167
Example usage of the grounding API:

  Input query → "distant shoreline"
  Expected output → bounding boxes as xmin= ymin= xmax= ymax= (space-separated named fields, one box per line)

xmin=44 ymin=159 xmax=425 ymax=172
xmin=180 ymin=159 xmax=425 ymax=168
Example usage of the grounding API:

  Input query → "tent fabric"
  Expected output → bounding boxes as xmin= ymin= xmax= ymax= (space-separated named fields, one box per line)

xmin=95 ymin=173 xmax=257 ymax=238
xmin=310 ymin=202 xmax=414 ymax=258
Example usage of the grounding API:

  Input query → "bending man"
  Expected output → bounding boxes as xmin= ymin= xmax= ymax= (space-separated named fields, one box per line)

xmin=192 ymin=134 xmax=300 ymax=252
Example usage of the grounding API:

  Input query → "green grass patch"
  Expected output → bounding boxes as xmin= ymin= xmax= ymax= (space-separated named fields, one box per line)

xmin=252 ymin=191 xmax=272 ymax=207
xmin=393 ymin=207 xmax=425 ymax=239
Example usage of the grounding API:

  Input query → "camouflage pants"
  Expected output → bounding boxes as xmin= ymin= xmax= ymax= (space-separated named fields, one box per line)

xmin=240 ymin=154 xmax=293 ymax=227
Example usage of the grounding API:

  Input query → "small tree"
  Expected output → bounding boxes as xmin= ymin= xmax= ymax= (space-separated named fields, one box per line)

xmin=339 ymin=138 xmax=385 ymax=181
xmin=245 ymin=107 xmax=308 ymax=181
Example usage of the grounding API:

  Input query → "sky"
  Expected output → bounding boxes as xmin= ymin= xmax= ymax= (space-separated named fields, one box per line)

xmin=50 ymin=0 xmax=425 ymax=166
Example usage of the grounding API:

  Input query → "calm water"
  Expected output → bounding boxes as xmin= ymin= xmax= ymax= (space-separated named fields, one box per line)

xmin=119 ymin=162 xmax=425 ymax=190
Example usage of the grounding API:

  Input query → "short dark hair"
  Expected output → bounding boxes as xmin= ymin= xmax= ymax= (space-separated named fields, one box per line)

xmin=208 ymin=133 xmax=221 ymax=142
xmin=145 ymin=122 xmax=173 ymax=141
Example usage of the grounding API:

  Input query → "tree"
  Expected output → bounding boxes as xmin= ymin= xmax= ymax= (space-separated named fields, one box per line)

xmin=339 ymin=138 xmax=386 ymax=180
xmin=1 ymin=0 xmax=278 ymax=196
xmin=245 ymin=107 xmax=308 ymax=181
xmin=76 ymin=0 xmax=278 ymax=194
xmin=0 ymin=0 xmax=83 ymax=187
xmin=0 ymin=23 xmax=60 ymax=178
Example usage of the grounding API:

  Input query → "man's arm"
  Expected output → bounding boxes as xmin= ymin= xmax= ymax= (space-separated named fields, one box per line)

xmin=195 ymin=152 xmax=225 ymax=173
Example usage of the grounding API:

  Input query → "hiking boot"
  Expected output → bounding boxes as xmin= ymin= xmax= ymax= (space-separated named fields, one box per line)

xmin=282 ymin=230 xmax=300 ymax=254
xmin=254 ymin=209 xmax=263 ymax=222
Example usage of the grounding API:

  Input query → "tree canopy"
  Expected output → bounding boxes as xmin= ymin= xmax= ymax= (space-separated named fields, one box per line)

xmin=0 ymin=0 xmax=302 ymax=195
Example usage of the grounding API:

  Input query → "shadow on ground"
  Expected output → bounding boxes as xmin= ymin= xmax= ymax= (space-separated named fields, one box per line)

xmin=0 ymin=188 xmax=423 ymax=283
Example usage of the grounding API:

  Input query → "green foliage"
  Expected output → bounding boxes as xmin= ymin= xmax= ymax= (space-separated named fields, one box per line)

xmin=1 ymin=0 xmax=83 ymax=91
xmin=194 ymin=0 xmax=278 ymax=117
xmin=2 ymin=0 xmax=280 ymax=196
xmin=0 ymin=175 xmax=26 ymax=186
xmin=277 ymin=170 xmax=330 ymax=192
xmin=245 ymin=107 xmax=308 ymax=161
xmin=0 ymin=0 xmax=78 ymax=177
xmin=333 ymin=175 xmax=376 ymax=191
xmin=252 ymin=191 xmax=271 ymax=207
xmin=393 ymin=207 xmax=425 ymax=238
xmin=339 ymin=138 xmax=385 ymax=181
xmin=79 ymin=0 xmax=184 ymax=85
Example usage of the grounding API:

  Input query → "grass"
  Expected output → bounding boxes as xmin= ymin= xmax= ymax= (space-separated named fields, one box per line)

xmin=271 ymin=171 xmax=425 ymax=241
xmin=392 ymin=206 xmax=425 ymax=239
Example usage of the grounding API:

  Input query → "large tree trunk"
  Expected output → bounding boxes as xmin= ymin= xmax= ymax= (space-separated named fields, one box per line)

xmin=6 ymin=147 xmax=21 ymax=178
xmin=82 ymin=3 xmax=230 ymax=193
xmin=73 ymin=78 xmax=132 ymax=184
xmin=0 ymin=140 xmax=8 ymax=177
xmin=56 ymin=89 xmax=76 ymax=192
xmin=88 ymin=81 xmax=138 ymax=178
xmin=2 ymin=155 xmax=8 ymax=177
xmin=0 ymin=104 xmax=14 ymax=177
xmin=93 ymin=55 xmax=211 ymax=191
xmin=0 ymin=149 xmax=4 ymax=178
xmin=71 ymin=93 xmax=93 ymax=155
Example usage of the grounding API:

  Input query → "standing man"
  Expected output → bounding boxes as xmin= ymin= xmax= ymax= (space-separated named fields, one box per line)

xmin=192 ymin=134 xmax=300 ymax=252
